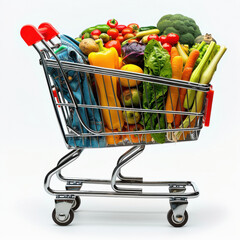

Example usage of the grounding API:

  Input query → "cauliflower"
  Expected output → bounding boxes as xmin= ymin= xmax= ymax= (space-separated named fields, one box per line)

xmin=157 ymin=14 xmax=201 ymax=46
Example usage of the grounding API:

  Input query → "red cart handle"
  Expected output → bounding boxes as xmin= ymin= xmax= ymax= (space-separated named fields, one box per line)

xmin=203 ymin=86 xmax=214 ymax=127
xmin=52 ymin=89 xmax=60 ymax=107
xmin=20 ymin=22 xmax=59 ymax=46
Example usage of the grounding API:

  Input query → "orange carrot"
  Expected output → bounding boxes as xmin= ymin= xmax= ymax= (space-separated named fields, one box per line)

xmin=170 ymin=47 xmax=179 ymax=64
xmin=174 ymin=67 xmax=193 ymax=127
xmin=174 ymin=50 xmax=199 ymax=128
xmin=166 ymin=56 xmax=183 ymax=126
xmin=184 ymin=49 xmax=200 ymax=70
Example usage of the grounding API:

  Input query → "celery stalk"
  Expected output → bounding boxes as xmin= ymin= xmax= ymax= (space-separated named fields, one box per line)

xmin=199 ymin=45 xmax=227 ymax=84
xmin=183 ymin=41 xmax=216 ymax=109
xmin=174 ymin=45 xmax=227 ymax=140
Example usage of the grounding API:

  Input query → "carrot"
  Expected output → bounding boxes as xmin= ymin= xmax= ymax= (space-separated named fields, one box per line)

xmin=184 ymin=49 xmax=200 ymax=70
xmin=170 ymin=47 xmax=179 ymax=64
xmin=174 ymin=67 xmax=193 ymax=127
xmin=166 ymin=56 xmax=183 ymax=126
xmin=174 ymin=50 xmax=199 ymax=128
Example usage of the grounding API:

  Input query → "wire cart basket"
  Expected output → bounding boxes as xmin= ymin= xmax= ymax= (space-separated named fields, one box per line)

xmin=21 ymin=23 xmax=214 ymax=227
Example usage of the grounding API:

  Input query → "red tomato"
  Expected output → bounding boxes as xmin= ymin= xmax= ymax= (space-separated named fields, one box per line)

xmin=123 ymin=33 xmax=135 ymax=40
xmin=158 ymin=35 xmax=167 ymax=44
xmin=127 ymin=23 xmax=139 ymax=32
xmin=148 ymin=34 xmax=159 ymax=41
xmin=166 ymin=33 xmax=179 ymax=45
xmin=116 ymin=25 xmax=126 ymax=33
xmin=121 ymin=27 xmax=133 ymax=36
xmin=91 ymin=29 xmax=101 ymax=36
xmin=116 ymin=35 xmax=124 ymax=43
xmin=162 ymin=43 xmax=172 ymax=52
xmin=107 ymin=28 xmax=119 ymax=40
xmin=105 ymin=40 xmax=121 ymax=56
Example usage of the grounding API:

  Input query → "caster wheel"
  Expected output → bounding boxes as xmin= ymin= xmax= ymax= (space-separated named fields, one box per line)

xmin=167 ymin=209 xmax=188 ymax=227
xmin=72 ymin=196 xmax=81 ymax=211
xmin=52 ymin=209 xmax=74 ymax=226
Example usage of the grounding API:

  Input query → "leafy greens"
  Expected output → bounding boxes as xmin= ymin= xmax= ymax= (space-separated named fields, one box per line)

xmin=142 ymin=40 xmax=172 ymax=143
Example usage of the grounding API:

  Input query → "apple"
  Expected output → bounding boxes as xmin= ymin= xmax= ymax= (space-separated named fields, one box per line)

xmin=122 ymin=88 xmax=142 ymax=107
xmin=123 ymin=111 xmax=141 ymax=124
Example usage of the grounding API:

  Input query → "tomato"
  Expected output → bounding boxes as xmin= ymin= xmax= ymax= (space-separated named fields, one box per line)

xmin=107 ymin=28 xmax=119 ymax=40
xmin=158 ymin=35 xmax=167 ymax=44
xmin=128 ymin=39 xmax=138 ymax=43
xmin=166 ymin=33 xmax=179 ymax=45
xmin=116 ymin=35 xmax=124 ymax=43
xmin=116 ymin=25 xmax=126 ymax=33
xmin=127 ymin=23 xmax=139 ymax=32
xmin=123 ymin=33 xmax=135 ymax=40
xmin=105 ymin=40 xmax=121 ymax=56
xmin=91 ymin=29 xmax=101 ymax=36
xmin=122 ymin=27 xmax=133 ymax=36
xmin=148 ymin=34 xmax=159 ymax=41
xmin=162 ymin=43 xmax=172 ymax=53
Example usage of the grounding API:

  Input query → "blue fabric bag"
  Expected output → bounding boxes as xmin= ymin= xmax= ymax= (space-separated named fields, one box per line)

xmin=48 ymin=34 xmax=106 ymax=148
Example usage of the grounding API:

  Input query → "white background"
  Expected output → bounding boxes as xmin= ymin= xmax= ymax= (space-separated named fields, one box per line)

xmin=1 ymin=0 xmax=240 ymax=239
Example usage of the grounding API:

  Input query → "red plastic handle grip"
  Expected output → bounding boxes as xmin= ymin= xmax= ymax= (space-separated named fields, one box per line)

xmin=203 ymin=86 xmax=214 ymax=127
xmin=38 ymin=23 xmax=59 ymax=41
xmin=52 ymin=89 xmax=60 ymax=107
xmin=20 ymin=22 xmax=59 ymax=46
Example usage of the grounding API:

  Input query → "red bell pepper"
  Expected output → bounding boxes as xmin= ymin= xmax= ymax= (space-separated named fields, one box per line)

xmin=105 ymin=40 xmax=121 ymax=56
xmin=107 ymin=19 xmax=118 ymax=28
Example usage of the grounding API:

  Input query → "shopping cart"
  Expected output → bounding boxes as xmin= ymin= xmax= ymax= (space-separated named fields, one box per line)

xmin=20 ymin=23 xmax=214 ymax=227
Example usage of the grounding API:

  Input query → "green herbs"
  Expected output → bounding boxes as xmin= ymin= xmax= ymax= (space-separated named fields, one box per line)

xmin=142 ymin=40 xmax=172 ymax=143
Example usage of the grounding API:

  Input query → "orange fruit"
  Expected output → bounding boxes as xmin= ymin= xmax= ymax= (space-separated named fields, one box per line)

xmin=119 ymin=64 xmax=143 ymax=87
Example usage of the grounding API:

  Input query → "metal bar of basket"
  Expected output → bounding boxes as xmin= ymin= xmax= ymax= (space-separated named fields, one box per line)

xmin=56 ymin=103 xmax=204 ymax=117
xmin=44 ymin=59 xmax=210 ymax=92
xmin=65 ymin=126 xmax=202 ymax=137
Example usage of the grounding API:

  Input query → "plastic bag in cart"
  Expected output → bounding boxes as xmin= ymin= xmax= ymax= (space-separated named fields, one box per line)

xmin=47 ymin=35 xmax=106 ymax=148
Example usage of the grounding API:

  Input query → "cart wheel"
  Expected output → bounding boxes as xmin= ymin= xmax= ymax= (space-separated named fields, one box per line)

xmin=72 ymin=196 xmax=81 ymax=211
xmin=52 ymin=209 xmax=74 ymax=226
xmin=167 ymin=209 xmax=188 ymax=227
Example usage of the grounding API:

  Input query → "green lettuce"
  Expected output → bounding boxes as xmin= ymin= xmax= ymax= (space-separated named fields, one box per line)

xmin=142 ymin=40 xmax=172 ymax=143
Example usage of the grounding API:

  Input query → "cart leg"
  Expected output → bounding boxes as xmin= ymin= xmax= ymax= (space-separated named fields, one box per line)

xmin=44 ymin=148 xmax=83 ymax=195
xmin=111 ymin=145 xmax=145 ymax=193
xmin=116 ymin=145 xmax=144 ymax=182
xmin=168 ymin=198 xmax=188 ymax=227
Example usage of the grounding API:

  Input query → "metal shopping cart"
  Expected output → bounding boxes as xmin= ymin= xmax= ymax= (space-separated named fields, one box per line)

xmin=20 ymin=23 xmax=214 ymax=227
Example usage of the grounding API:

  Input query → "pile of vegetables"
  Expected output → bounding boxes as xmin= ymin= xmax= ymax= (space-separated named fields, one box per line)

xmin=74 ymin=14 xmax=226 ymax=145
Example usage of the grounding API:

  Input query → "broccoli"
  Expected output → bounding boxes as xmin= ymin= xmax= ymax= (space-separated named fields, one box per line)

xmin=157 ymin=14 xmax=202 ymax=46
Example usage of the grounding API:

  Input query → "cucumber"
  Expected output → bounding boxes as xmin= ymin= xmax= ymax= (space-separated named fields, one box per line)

xmin=139 ymin=26 xmax=157 ymax=32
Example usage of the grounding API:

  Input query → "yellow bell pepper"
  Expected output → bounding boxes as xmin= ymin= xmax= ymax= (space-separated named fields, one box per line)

xmin=88 ymin=40 xmax=124 ymax=131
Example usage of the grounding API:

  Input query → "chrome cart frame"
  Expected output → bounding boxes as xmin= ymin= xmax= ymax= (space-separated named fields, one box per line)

xmin=21 ymin=23 xmax=213 ymax=227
